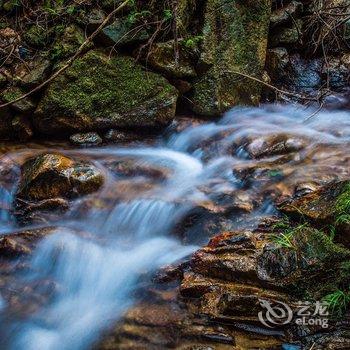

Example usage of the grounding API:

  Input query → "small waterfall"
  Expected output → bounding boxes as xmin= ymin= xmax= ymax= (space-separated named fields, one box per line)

xmin=1 ymin=104 xmax=350 ymax=349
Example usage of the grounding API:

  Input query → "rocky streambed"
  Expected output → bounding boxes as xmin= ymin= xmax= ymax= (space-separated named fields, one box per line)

xmin=0 ymin=103 xmax=349 ymax=349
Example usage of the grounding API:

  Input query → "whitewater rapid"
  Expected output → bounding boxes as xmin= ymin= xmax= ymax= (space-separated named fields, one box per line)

xmin=1 ymin=104 xmax=350 ymax=349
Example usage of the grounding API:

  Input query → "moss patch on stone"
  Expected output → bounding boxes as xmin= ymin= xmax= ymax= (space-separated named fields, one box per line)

xmin=190 ymin=0 xmax=272 ymax=116
xmin=35 ymin=50 xmax=178 ymax=135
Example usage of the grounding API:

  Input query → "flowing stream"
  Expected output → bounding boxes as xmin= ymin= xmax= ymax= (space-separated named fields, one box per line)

xmin=0 ymin=104 xmax=350 ymax=349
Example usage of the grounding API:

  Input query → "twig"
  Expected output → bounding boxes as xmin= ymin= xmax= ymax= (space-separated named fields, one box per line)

xmin=0 ymin=0 xmax=131 ymax=110
xmin=303 ymin=100 xmax=325 ymax=122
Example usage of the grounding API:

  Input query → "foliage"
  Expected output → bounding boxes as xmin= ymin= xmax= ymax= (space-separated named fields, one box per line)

xmin=335 ymin=183 xmax=350 ymax=225
xmin=184 ymin=35 xmax=203 ymax=49
xmin=272 ymin=231 xmax=297 ymax=250
xmin=322 ymin=290 xmax=350 ymax=317
xmin=271 ymin=222 xmax=308 ymax=250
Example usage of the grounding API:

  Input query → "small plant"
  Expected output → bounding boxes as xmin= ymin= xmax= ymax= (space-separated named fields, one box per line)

xmin=329 ymin=225 xmax=336 ymax=242
xmin=163 ymin=9 xmax=173 ymax=21
xmin=322 ymin=290 xmax=350 ymax=317
xmin=127 ymin=10 xmax=151 ymax=25
xmin=184 ymin=35 xmax=203 ymax=49
xmin=340 ymin=261 xmax=350 ymax=275
xmin=272 ymin=231 xmax=297 ymax=250
xmin=335 ymin=183 xmax=350 ymax=224
xmin=271 ymin=222 xmax=308 ymax=250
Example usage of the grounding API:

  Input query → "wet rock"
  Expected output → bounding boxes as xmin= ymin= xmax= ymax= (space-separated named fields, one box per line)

xmin=325 ymin=53 xmax=350 ymax=90
xmin=181 ymin=222 xmax=350 ymax=325
xmin=278 ymin=180 xmax=350 ymax=224
xmin=265 ymin=47 xmax=290 ymax=82
xmin=246 ymin=134 xmax=307 ymax=159
xmin=103 ymin=129 xmax=139 ymax=143
xmin=35 ymin=50 xmax=178 ymax=135
xmin=11 ymin=115 xmax=33 ymax=141
xmin=16 ymin=153 xmax=104 ymax=201
xmin=286 ymin=54 xmax=323 ymax=92
xmin=103 ymin=159 xmax=168 ymax=180
xmin=270 ymin=1 xmax=303 ymax=28
xmin=70 ymin=132 xmax=102 ymax=146
xmin=100 ymin=16 xmax=149 ymax=46
xmin=190 ymin=0 xmax=272 ymax=116
xmin=0 ymin=227 xmax=56 ymax=259
xmin=0 ymin=86 xmax=36 ymax=113
xmin=145 ymin=40 xmax=197 ymax=79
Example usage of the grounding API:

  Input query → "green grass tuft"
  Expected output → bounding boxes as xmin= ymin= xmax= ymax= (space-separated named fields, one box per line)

xmin=322 ymin=290 xmax=350 ymax=317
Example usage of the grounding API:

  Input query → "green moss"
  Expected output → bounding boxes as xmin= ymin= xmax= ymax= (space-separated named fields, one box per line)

xmin=35 ymin=50 xmax=178 ymax=134
xmin=335 ymin=182 xmax=350 ymax=225
xmin=24 ymin=25 xmax=51 ymax=47
xmin=49 ymin=52 xmax=169 ymax=115
xmin=1 ymin=86 xmax=21 ymax=102
xmin=191 ymin=0 xmax=272 ymax=115
xmin=51 ymin=24 xmax=90 ymax=61
xmin=322 ymin=290 xmax=350 ymax=318
xmin=1 ymin=87 xmax=35 ymax=113
xmin=3 ymin=0 xmax=20 ymax=11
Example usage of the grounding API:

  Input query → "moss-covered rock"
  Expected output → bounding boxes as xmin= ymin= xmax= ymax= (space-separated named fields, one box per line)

xmin=1 ymin=86 xmax=36 ymax=113
xmin=34 ymin=50 xmax=178 ymax=135
xmin=175 ymin=0 xmax=197 ymax=35
xmin=24 ymin=25 xmax=52 ymax=48
xmin=279 ymin=180 xmax=350 ymax=247
xmin=270 ymin=1 xmax=303 ymax=28
xmin=145 ymin=40 xmax=197 ymax=79
xmin=15 ymin=57 xmax=52 ymax=88
xmin=190 ymin=0 xmax=272 ymax=116
xmin=100 ymin=16 xmax=149 ymax=46
xmin=51 ymin=24 xmax=91 ymax=62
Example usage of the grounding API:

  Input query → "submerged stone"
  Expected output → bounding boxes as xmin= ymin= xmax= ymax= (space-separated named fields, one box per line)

xmin=35 ymin=50 xmax=178 ymax=135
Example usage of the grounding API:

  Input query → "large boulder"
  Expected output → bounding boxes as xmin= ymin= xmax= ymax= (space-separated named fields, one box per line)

xmin=34 ymin=50 xmax=179 ymax=135
xmin=190 ymin=0 xmax=272 ymax=116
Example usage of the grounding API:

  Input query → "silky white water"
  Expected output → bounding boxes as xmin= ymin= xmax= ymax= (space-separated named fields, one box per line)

xmin=1 ymin=104 xmax=350 ymax=349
